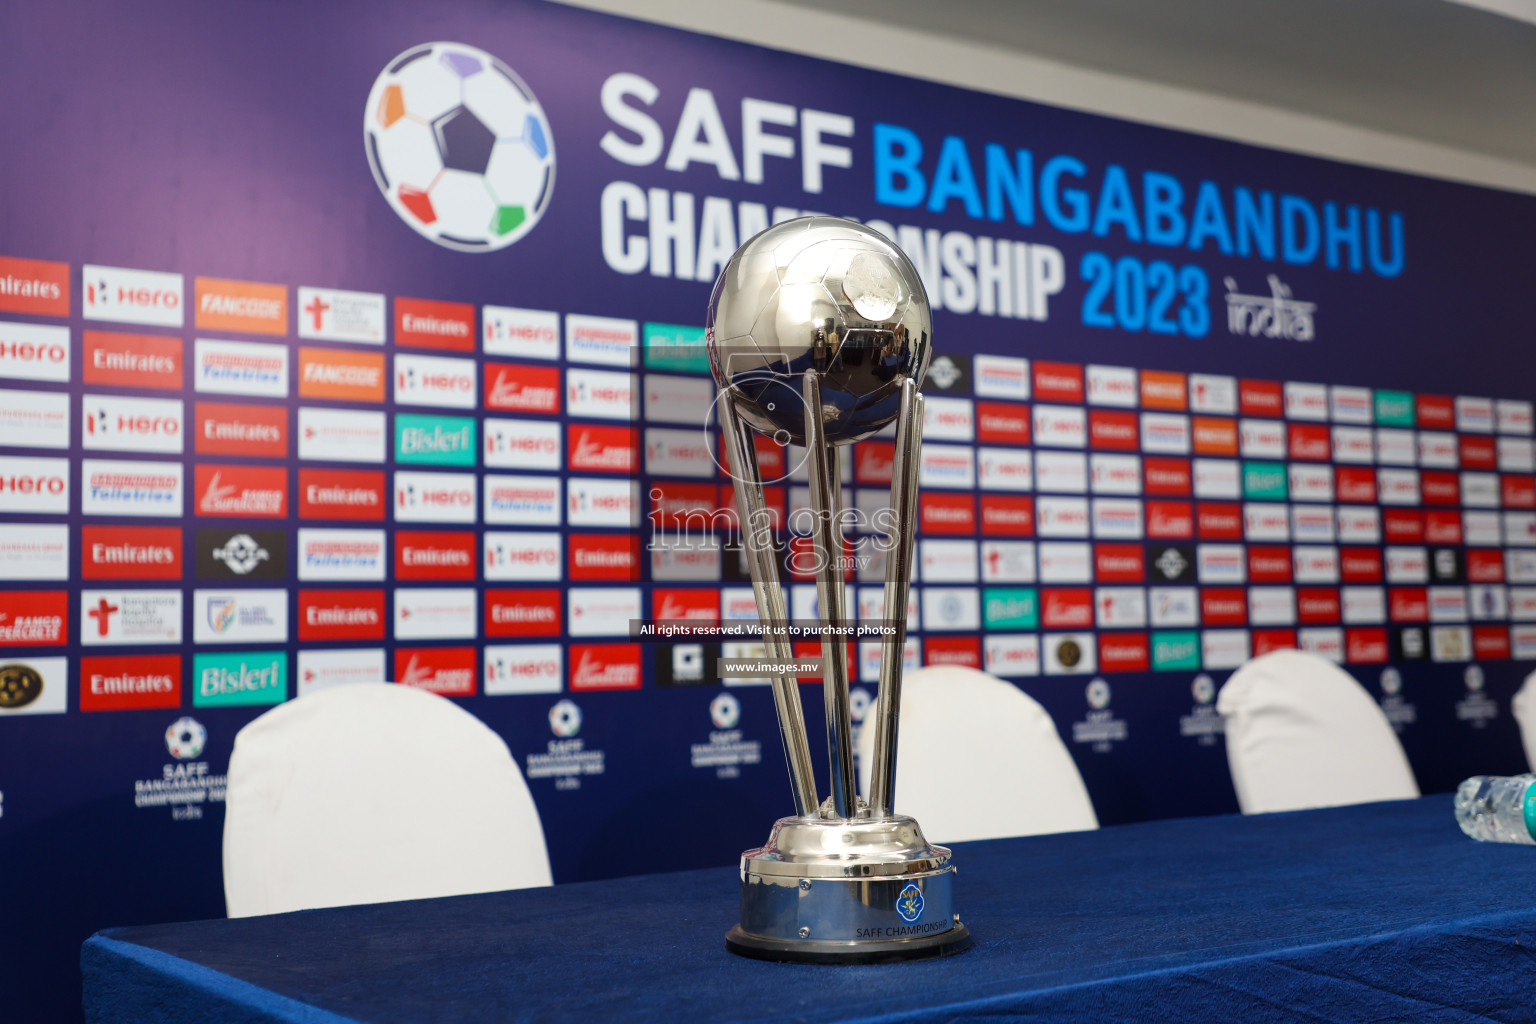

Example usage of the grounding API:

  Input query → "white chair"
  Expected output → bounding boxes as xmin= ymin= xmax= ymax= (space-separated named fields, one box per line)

xmin=1512 ymin=671 xmax=1536 ymax=771
xmin=1216 ymin=649 xmax=1419 ymax=814
xmin=855 ymin=666 xmax=1097 ymax=843
xmin=223 ymin=683 xmax=551 ymax=917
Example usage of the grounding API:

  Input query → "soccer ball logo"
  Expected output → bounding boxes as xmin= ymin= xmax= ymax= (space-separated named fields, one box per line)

xmin=364 ymin=42 xmax=554 ymax=252
xmin=549 ymin=699 xmax=582 ymax=738
xmin=710 ymin=693 xmax=740 ymax=730
xmin=165 ymin=717 xmax=207 ymax=760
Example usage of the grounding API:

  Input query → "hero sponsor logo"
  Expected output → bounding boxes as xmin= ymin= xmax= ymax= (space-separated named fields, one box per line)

xmin=1284 ymin=382 xmax=1328 ymax=421
xmin=297 ymin=589 xmax=386 ymax=641
xmin=80 ymin=525 xmax=180 ymax=580
xmin=650 ymin=535 xmax=721 ymax=582
xmin=82 ymin=459 xmax=182 ymax=517
xmin=0 ymin=591 xmax=67 ymax=646
xmin=484 ymin=531 xmax=562 ymax=581
xmin=81 ymin=589 xmax=182 ymax=645
xmin=296 ymin=649 xmax=387 ymax=696
xmin=0 ymin=525 xmax=69 ymax=581
xmin=1294 ymin=546 xmax=1341 ymax=583
xmin=195 ymin=465 xmax=286 ymax=518
xmin=485 ymin=589 xmax=562 ymax=637
xmin=568 ymin=478 xmax=639 ymax=527
xmin=394 ymin=588 xmax=477 ymax=641
xmin=923 ymin=397 xmax=974 ymax=441
xmin=644 ymin=428 xmax=715 ymax=477
xmin=1033 ymin=405 xmax=1087 ymax=448
xmin=1498 ymin=400 xmax=1535 ymax=436
xmin=570 ymin=643 xmax=643 ymax=690
xmin=486 ymin=417 xmax=563 ymax=470
xmin=297 ymin=286 xmax=386 ymax=345
xmin=0 ymin=455 xmax=69 ymax=514
xmin=296 ymin=529 xmax=387 ymax=581
xmin=395 ymin=647 xmax=477 ymax=697
xmin=395 ymin=353 xmax=476 ymax=409
xmin=0 ymin=255 xmax=68 ymax=316
xmin=298 ymin=468 xmax=384 ymax=521
xmin=395 ymin=531 xmax=476 ymax=581
xmin=82 ymin=330 xmax=182 ymax=390
xmin=394 ymin=471 xmax=478 ymax=524
xmin=1337 ymin=507 xmax=1381 ymax=543
xmin=194 ymin=277 xmax=287 ymax=335
xmin=195 ymin=402 xmax=286 ymax=458
xmin=484 ymin=304 xmax=560 ymax=360
xmin=194 ymin=338 xmax=288 ymax=397
xmin=79 ymin=653 xmax=181 ymax=711
xmin=395 ymin=297 xmax=474 ymax=352
xmin=1238 ymin=419 xmax=1285 ymax=458
xmin=82 ymin=394 xmax=184 ymax=454
xmin=485 ymin=644 xmax=564 ymax=695
xmin=1377 ymin=469 xmax=1421 ymax=505
xmin=983 ymin=634 xmax=1040 ymax=677
xmin=1086 ymin=364 xmax=1137 ymax=407
xmin=565 ymin=313 xmax=637 ymax=366
xmin=298 ymin=407 xmax=386 ymax=464
xmin=192 ymin=589 xmax=287 ymax=644
xmin=1037 ymin=497 xmax=1090 ymax=538
xmin=568 ymin=367 xmax=637 ymax=420
xmin=485 ymin=362 xmax=561 ymax=413
xmin=975 ymin=447 xmax=1028 ymax=491
xmin=0 ymin=388 xmax=69 ymax=449
xmin=83 ymin=264 xmax=184 ymax=327
xmin=1090 ymin=454 xmax=1141 ymax=495
xmin=298 ymin=347 xmax=386 ymax=402
xmin=1289 ymin=465 xmax=1333 ymax=502
xmin=484 ymin=474 xmax=561 ymax=526
xmin=1332 ymin=427 xmax=1375 ymax=464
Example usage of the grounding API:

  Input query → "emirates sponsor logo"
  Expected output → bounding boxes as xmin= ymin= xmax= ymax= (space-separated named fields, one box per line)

xmin=402 ymin=313 xmax=470 ymax=338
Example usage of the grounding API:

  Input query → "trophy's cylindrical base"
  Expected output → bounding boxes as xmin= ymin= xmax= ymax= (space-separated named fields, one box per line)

xmin=726 ymin=921 xmax=971 ymax=964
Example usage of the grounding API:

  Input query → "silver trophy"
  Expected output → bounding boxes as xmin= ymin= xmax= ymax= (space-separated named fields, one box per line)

xmin=708 ymin=217 xmax=970 ymax=963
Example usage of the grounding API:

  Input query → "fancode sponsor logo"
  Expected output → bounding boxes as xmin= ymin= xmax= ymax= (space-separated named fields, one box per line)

xmin=83 ymin=264 xmax=183 ymax=327
xmin=0 ymin=591 xmax=67 ymax=646
xmin=1140 ymin=370 xmax=1187 ymax=410
xmin=297 ymin=589 xmax=385 ymax=641
xmin=0 ymin=455 xmax=70 ymax=514
xmin=484 ymin=304 xmax=560 ymax=360
xmin=568 ymin=425 xmax=636 ymax=473
xmin=194 ymin=277 xmax=286 ymax=335
xmin=395 ymin=647 xmax=477 ymax=696
xmin=298 ymin=468 xmax=384 ymax=521
xmin=297 ymin=286 xmax=386 ymax=345
xmin=396 ymin=353 xmax=476 ymax=409
xmin=0 ymin=255 xmax=68 ymax=316
xmin=566 ymin=314 xmax=638 ymax=366
xmin=194 ymin=402 xmax=286 ymax=457
xmin=395 ymin=414 xmax=477 ymax=467
xmin=485 ymin=362 xmax=561 ymax=413
xmin=570 ymin=643 xmax=643 ymax=690
xmin=395 ymin=297 xmax=474 ymax=352
xmin=193 ymin=652 xmax=287 ymax=707
xmin=569 ymin=534 xmax=641 ymax=582
xmin=296 ymin=529 xmax=386 ymax=581
xmin=195 ymin=465 xmax=286 ymax=518
xmin=485 ymin=589 xmax=562 ymax=638
xmin=195 ymin=338 xmax=288 ymax=397
xmin=81 ymin=526 xmax=182 ymax=580
xmin=0 ymin=321 xmax=71 ymax=382
xmin=82 ymin=331 xmax=182 ymax=390
xmin=1191 ymin=417 xmax=1237 ymax=456
xmin=79 ymin=654 xmax=181 ymax=711
xmin=568 ymin=367 xmax=637 ymax=420
xmin=298 ymin=346 xmax=386 ymax=402
xmin=395 ymin=531 xmax=476 ymax=581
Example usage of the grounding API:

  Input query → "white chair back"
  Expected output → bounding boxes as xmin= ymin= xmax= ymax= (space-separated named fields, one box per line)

xmin=1216 ymin=649 xmax=1418 ymax=814
xmin=855 ymin=666 xmax=1097 ymax=842
xmin=223 ymin=683 xmax=551 ymax=917
xmin=1512 ymin=671 xmax=1536 ymax=772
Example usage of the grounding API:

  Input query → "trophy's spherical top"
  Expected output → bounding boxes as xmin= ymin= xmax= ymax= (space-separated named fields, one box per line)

xmin=706 ymin=217 xmax=932 ymax=446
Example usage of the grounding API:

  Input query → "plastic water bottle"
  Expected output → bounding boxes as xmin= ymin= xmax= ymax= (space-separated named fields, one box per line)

xmin=1455 ymin=775 xmax=1536 ymax=845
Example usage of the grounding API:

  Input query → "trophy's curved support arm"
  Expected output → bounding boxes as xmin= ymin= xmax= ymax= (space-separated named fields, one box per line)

xmin=718 ymin=387 xmax=819 ymax=819
xmin=802 ymin=370 xmax=858 ymax=821
xmin=867 ymin=379 xmax=923 ymax=817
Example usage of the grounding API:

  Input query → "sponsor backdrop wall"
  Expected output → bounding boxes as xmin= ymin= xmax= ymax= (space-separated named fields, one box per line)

xmin=4 ymin=0 xmax=1536 ymax=1016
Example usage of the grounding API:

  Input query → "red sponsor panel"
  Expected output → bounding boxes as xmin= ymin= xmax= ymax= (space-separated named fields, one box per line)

xmin=1296 ymin=587 xmax=1341 ymax=623
xmin=1461 ymin=435 xmax=1498 ymax=470
xmin=652 ymin=588 xmax=720 ymax=622
xmin=570 ymin=643 xmax=643 ymax=690
xmin=0 ymin=254 xmax=69 ymax=316
xmin=568 ymin=425 xmax=638 ymax=474
xmin=1473 ymin=626 xmax=1511 ymax=661
xmin=853 ymin=441 xmax=894 ymax=484
xmin=1383 ymin=509 xmax=1424 ymax=543
xmin=1288 ymin=423 xmax=1331 ymax=461
xmin=924 ymin=635 xmax=981 ymax=668
xmin=395 ymin=297 xmax=475 ymax=352
xmin=395 ymin=646 xmax=477 ymax=696
xmin=1143 ymin=457 xmax=1192 ymax=496
xmin=1345 ymin=628 xmax=1389 ymax=664
xmin=297 ymin=468 xmax=385 ymax=521
xmin=569 ymin=533 xmax=642 ymax=582
xmin=717 ymin=484 xmax=784 ymax=532
xmin=78 ymin=654 xmax=182 ymax=711
xmin=1201 ymin=587 xmax=1247 ymax=626
xmin=82 ymin=331 xmax=183 ymax=390
xmin=194 ymin=401 xmax=286 ymax=458
xmin=0 ymin=590 xmax=67 ymax=646
xmin=980 ymin=495 xmax=1034 ymax=537
xmin=787 ymin=536 xmax=818 ymax=582
xmin=1191 ymin=417 xmax=1238 ymax=456
xmin=484 ymin=362 xmax=561 ymax=413
xmin=484 ymin=589 xmax=562 ymax=638
xmin=1032 ymin=360 xmax=1083 ymax=403
xmin=1251 ymin=628 xmax=1297 ymax=656
xmin=1467 ymin=550 xmax=1505 ymax=583
xmin=1335 ymin=467 xmax=1377 ymax=504
xmin=650 ymin=482 xmax=718 ymax=528
xmin=395 ymin=530 xmax=476 ymax=581
xmin=1424 ymin=511 xmax=1463 ymax=545
xmin=1420 ymin=471 xmax=1459 ymax=506
xmin=1197 ymin=502 xmax=1243 ymax=540
xmin=1098 ymin=632 xmax=1150 ymax=673
xmin=1416 ymin=394 xmax=1454 ymax=428
xmin=1503 ymin=475 xmax=1536 ymax=509
xmin=1041 ymin=588 xmax=1094 ymax=629
xmin=920 ymin=493 xmax=976 ymax=535
xmin=1340 ymin=547 xmax=1384 ymax=583
xmin=194 ymin=464 xmax=287 ymax=518
xmin=81 ymin=526 xmax=183 ymax=580
xmin=1094 ymin=543 xmax=1144 ymax=582
xmin=1145 ymin=500 xmax=1193 ymax=539
xmin=718 ymin=433 xmax=788 ymax=480
xmin=1389 ymin=587 xmax=1429 ymax=622
xmin=1088 ymin=410 xmax=1138 ymax=451
xmin=1248 ymin=546 xmax=1293 ymax=583
xmin=1239 ymin=379 xmax=1283 ymax=417
xmin=298 ymin=589 xmax=386 ymax=641
xmin=975 ymin=401 xmax=1030 ymax=445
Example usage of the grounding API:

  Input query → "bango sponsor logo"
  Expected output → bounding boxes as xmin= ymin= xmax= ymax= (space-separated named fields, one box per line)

xmin=395 ymin=297 xmax=474 ymax=352
xmin=83 ymin=264 xmax=183 ymax=327
xmin=394 ymin=470 xmax=478 ymax=524
xmin=192 ymin=588 xmax=288 ymax=644
xmin=195 ymin=465 xmax=286 ymax=518
xmin=0 ymin=388 xmax=69 ymax=449
xmin=298 ymin=468 xmax=385 ymax=521
xmin=0 ymin=321 xmax=70 ymax=383
xmin=0 ymin=455 xmax=69 ymax=513
xmin=485 ymin=417 xmax=562 ymax=470
xmin=485 ymin=362 xmax=561 ymax=413
xmin=81 ymin=394 xmax=183 ymax=454
xmin=297 ymin=286 xmax=386 ymax=345
xmin=570 ymin=643 xmax=643 ymax=690
xmin=81 ymin=589 xmax=182 ymax=645
xmin=395 ymin=353 xmax=476 ymax=408
xmin=485 ymin=531 xmax=562 ymax=581
xmin=298 ymin=589 xmax=386 ymax=641
xmin=82 ymin=330 xmax=182 ymax=390
xmin=394 ymin=647 xmax=477 ymax=697
xmin=297 ymin=529 xmax=387 ymax=581
xmin=0 ymin=525 xmax=70 ymax=581
xmin=0 ymin=591 xmax=67 ymax=646
xmin=567 ymin=424 xmax=636 ymax=473
xmin=194 ymin=277 xmax=287 ymax=335
xmin=485 ymin=474 xmax=561 ymax=525
xmin=195 ymin=402 xmax=286 ymax=458
xmin=194 ymin=338 xmax=288 ymax=397
xmin=395 ymin=588 xmax=477 ymax=640
xmin=484 ymin=304 xmax=560 ymax=360
xmin=485 ymin=644 xmax=563 ymax=695
xmin=298 ymin=407 xmax=386 ymax=463
xmin=0 ymin=255 xmax=68 ymax=317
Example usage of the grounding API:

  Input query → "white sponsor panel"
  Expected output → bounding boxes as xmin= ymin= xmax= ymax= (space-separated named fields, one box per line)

xmin=1202 ymin=629 xmax=1251 ymax=669
xmin=0 ymin=455 xmax=69 ymax=513
xmin=1248 ymin=587 xmax=1296 ymax=626
xmin=1197 ymin=544 xmax=1245 ymax=584
xmin=1329 ymin=386 xmax=1373 ymax=424
xmin=651 ymin=534 xmax=721 ymax=582
xmin=193 ymin=588 xmax=288 ymax=644
xmin=1298 ymin=628 xmax=1344 ymax=663
xmin=1505 ymin=512 xmax=1536 ymax=547
xmin=485 ymin=418 xmax=561 ymax=470
xmin=483 ymin=474 xmax=561 ymax=526
xmin=567 ymin=587 xmax=641 ymax=637
xmin=194 ymin=338 xmax=288 ymax=397
xmin=1374 ymin=428 xmax=1415 ymax=466
xmin=297 ymin=287 xmax=386 ymax=344
xmin=1294 ymin=546 xmax=1340 ymax=583
xmin=569 ymin=367 xmax=637 ymax=420
xmin=1499 ymin=437 xmax=1536 ymax=473
xmin=296 ymin=529 xmax=386 ymax=581
xmin=1086 ymin=364 xmax=1137 ymax=407
xmin=1509 ymin=587 xmax=1536 ymax=621
xmin=1037 ymin=497 xmax=1090 ymax=538
xmin=1091 ymin=498 xmax=1143 ymax=540
xmin=1288 ymin=465 xmax=1333 ymax=503
xmin=980 ymin=541 xmax=1036 ymax=583
xmin=720 ymin=587 xmax=758 ymax=621
xmin=395 ymin=353 xmax=476 ymax=409
xmin=1243 ymin=503 xmax=1290 ymax=542
xmin=1140 ymin=413 xmax=1190 ymax=454
xmin=297 ymin=648 xmax=387 ymax=696
xmin=1465 ymin=511 xmax=1502 ymax=547
xmin=1456 ymin=396 xmax=1495 ymax=434
xmin=1034 ymin=451 xmax=1086 ymax=493
xmin=857 ymin=639 xmax=920 ymax=683
xmin=1189 ymin=374 xmax=1237 ymax=414
xmin=483 ymin=304 xmax=560 ymax=360
xmin=921 ymin=587 xmax=981 ymax=630
xmin=921 ymin=445 xmax=977 ymax=489
xmin=1291 ymin=504 xmax=1336 ymax=543
xmin=1461 ymin=473 xmax=1500 ymax=509
xmin=1417 ymin=431 xmax=1458 ymax=468
xmin=974 ymin=355 xmax=1030 ymax=399
xmin=1429 ymin=587 xmax=1469 ymax=622
xmin=923 ymin=397 xmax=975 ymax=441
xmin=297 ymin=407 xmax=386 ymax=463
xmin=0 ymin=524 xmax=69 ymax=580
xmin=79 ymin=589 xmax=182 ymax=645
xmin=1149 ymin=587 xmax=1198 ymax=627
xmin=81 ymin=394 xmax=183 ymax=454
xmin=81 ymin=459 xmax=183 ymax=518
xmin=1377 ymin=468 xmax=1420 ymax=505
xmin=1090 ymin=454 xmax=1141 ymax=495
xmin=642 ymin=373 xmax=710 ymax=425
xmin=0 ymin=388 xmax=70 ymax=449
xmin=1033 ymin=405 xmax=1086 ymax=448
xmin=568 ymin=478 xmax=639 ymax=527
xmin=1509 ymin=550 xmax=1536 ymax=584
xmin=644 ymin=428 xmax=715 ymax=478
xmin=1095 ymin=587 xmax=1147 ymax=628
xmin=1036 ymin=542 xmax=1091 ymax=583
xmin=984 ymin=634 xmax=1040 ymax=677
xmin=565 ymin=314 xmax=637 ymax=366
xmin=1331 ymin=426 xmax=1374 ymax=464
xmin=1044 ymin=633 xmax=1097 ymax=675
xmin=1342 ymin=587 xmax=1387 ymax=624
xmin=0 ymin=657 xmax=67 ymax=715
xmin=1516 ymin=626 xmax=1536 ymax=660
xmin=1284 ymin=382 xmax=1328 ymax=421
xmin=1385 ymin=547 xmax=1429 ymax=583
xmin=919 ymin=540 xmax=978 ymax=583
xmin=0 ymin=321 xmax=70 ymax=383
xmin=395 ymin=588 xmax=477 ymax=640
xmin=1239 ymin=419 xmax=1285 ymax=459
xmin=1337 ymin=507 xmax=1381 ymax=543
xmin=394 ymin=471 xmax=477 ymax=525
xmin=484 ymin=531 xmax=562 ymax=581
xmin=1469 ymin=584 xmax=1508 ymax=621
xmin=857 ymin=587 xmax=920 ymax=630
xmin=976 ymin=447 xmax=1030 ymax=492
xmin=1430 ymin=625 xmax=1472 ymax=662
xmin=1193 ymin=459 xmax=1240 ymax=499
xmin=83 ymin=264 xmax=184 ymax=327
xmin=1498 ymin=400 xmax=1534 ymax=436
xmin=484 ymin=644 xmax=564 ymax=695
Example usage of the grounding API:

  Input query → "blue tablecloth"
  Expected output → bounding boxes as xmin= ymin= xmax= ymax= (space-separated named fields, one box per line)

xmin=82 ymin=798 xmax=1536 ymax=1023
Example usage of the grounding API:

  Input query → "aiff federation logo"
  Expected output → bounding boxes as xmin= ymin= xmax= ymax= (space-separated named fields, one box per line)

xmin=365 ymin=42 xmax=555 ymax=252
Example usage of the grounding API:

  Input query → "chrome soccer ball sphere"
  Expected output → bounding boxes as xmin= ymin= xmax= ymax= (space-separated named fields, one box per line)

xmin=706 ymin=217 xmax=932 ymax=446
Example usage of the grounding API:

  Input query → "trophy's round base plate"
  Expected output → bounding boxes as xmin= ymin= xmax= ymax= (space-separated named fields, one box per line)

xmin=724 ymin=923 xmax=972 ymax=965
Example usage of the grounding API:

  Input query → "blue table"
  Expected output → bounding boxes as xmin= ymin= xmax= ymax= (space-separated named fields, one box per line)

xmin=82 ymin=798 xmax=1536 ymax=1023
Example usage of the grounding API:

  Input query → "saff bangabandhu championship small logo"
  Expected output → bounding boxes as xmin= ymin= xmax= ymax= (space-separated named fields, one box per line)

xmin=365 ymin=42 xmax=554 ymax=252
